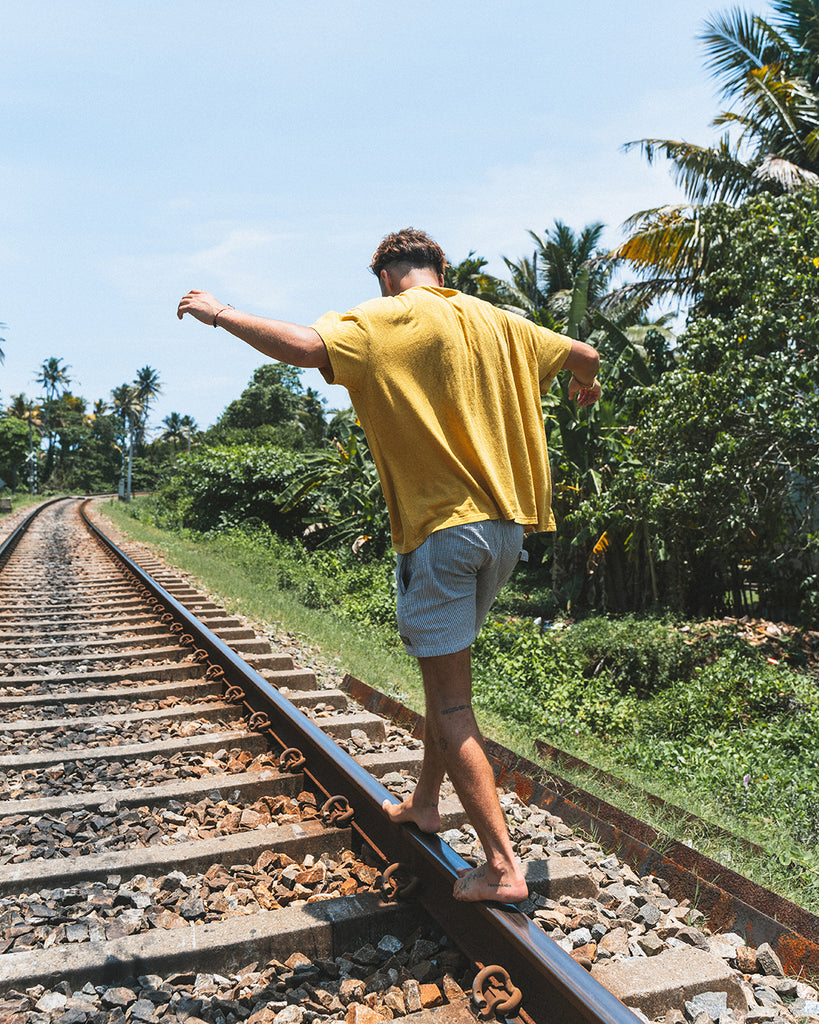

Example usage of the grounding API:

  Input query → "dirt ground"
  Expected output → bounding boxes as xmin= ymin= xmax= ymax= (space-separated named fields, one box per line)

xmin=682 ymin=616 xmax=819 ymax=679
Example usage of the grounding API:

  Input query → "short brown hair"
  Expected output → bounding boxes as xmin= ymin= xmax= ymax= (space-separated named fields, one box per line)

xmin=369 ymin=228 xmax=448 ymax=278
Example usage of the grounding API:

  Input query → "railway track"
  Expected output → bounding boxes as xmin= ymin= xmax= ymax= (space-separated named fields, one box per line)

xmin=0 ymin=497 xmax=816 ymax=1024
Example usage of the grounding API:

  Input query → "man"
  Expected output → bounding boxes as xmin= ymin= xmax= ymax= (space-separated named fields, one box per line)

xmin=177 ymin=228 xmax=601 ymax=903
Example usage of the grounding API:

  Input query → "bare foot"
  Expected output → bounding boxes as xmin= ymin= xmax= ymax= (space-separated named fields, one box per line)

xmin=452 ymin=863 xmax=528 ymax=903
xmin=382 ymin=795 xmax=441 ymax=833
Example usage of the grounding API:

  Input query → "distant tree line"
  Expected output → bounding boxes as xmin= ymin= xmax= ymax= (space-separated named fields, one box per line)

xmin=0 ymin=354 xmax=332 ymax=499
xmin=0 ymin=359 xmax=199 ymax=497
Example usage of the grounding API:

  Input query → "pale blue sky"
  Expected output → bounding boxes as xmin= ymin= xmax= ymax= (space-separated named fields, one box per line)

xmin=1 ymin=1 xmax=766 ymax=431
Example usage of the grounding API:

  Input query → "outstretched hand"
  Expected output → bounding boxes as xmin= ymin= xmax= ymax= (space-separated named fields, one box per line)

xmin=568 ymin=376 xmax=602 ymax=407
xmin=177 ymin=290 xmax=226 ymax=326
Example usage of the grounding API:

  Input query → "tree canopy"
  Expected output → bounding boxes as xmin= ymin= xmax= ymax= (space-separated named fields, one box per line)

xmin=210 ymin=363 xmax=326 ymax=449
xmin=614 ymin=0 xmax=819 ymax=300
xmin=580 ymin=188 xmax=819 ymax=620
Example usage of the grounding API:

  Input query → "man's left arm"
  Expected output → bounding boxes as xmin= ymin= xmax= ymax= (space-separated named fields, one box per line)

xmin=563 ymin=340 xmax=601 ymax=407
xmin=177 ymin=290 xmax=330 ymax=370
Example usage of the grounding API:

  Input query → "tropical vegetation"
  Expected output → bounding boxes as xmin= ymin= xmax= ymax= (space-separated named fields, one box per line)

xmin=614 ymin=0 xmax=819 ymax=300
xmin=3 ymin=0 xmax=818 ymax=908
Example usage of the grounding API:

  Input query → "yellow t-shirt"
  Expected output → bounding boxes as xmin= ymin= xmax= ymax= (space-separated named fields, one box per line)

xmin=313 ymin=286 xmax=571 ymax=553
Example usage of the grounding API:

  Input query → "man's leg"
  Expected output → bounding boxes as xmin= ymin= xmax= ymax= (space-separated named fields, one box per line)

xmin=385 ymin=645 xmax=527 ymax=902
xmin=382 ymin=711 xmax=446 ymax=834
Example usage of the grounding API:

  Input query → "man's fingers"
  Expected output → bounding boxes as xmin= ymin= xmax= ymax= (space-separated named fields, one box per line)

xmin=177 ymin=291 xmax=211 ymax=322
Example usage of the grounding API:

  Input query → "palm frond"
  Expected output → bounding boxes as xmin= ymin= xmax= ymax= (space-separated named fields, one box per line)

xmin=803 ymin=121 xmax=819 ymax=158
xmin=576 ymin=222 xmax=606 ymax=259
xmin=594 ymin=287 xmax=654 ymax=326
xmin=599 ymin=277 xmax=692 ymax=308
xmin=743 ymin=66 xmax=819 ymax=146
xmin=712 ymin=107 xmax=767 ymax=136
xmin=753 ymin=152 xmax=819 ymax=186
xmin=701 ymin=9 xmax=790 ymax=100
xmin=621 ymin=322 xmax=678 ymax=345
xmin=501 ymin=254 xmax=546 ymax=313
xmin=611 ymin=205 xmax=708 ymax=301
xmin=624 ymin=136 xmax=757 ymax=204
xmin=527 ymin=220 xmax=609 ymax=299
xmin=445 ymin=251 xmax=490 ymax=294
xmin=771 ymin=0 xmax=819 ymax=81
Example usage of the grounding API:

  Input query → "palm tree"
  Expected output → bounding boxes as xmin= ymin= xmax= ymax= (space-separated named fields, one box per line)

xmin=7 ymin=394 xmax=39 ymax=422
xmin=111 ymin=383 xmax=144 ymax=501
xmin=160 ymin=412 xmax=186 ymax=450
xmin=613 ymin=0 xmax=819 ymax=300
xmin=499 ymin=252 xmax=549 ymax=319
xmin=500 ymin=221 xmax=615 ymax=338
xmin=444 ymin=252 xmax=503 ymax=298
xmin=440 ymin=253 xmax=522 ymax=313
xmin=36 ymin=357 xmax=71 ymax=482
xmin=702 ymin=4 xmax=819 ymax=191
xmin=36 ymin=357 xmax=71 ymax=405
xmin=290 ymin=389 xmax=326 ymax=447
xmin=533 ymin=222 xmax=612 ymax=302
xmin=133 ymin=366 xmax=162 ymax=447
xmin=135 ymin=365 xmax=161 ymax=406
xmin=180 ymin=414 xmax=197 ymax=453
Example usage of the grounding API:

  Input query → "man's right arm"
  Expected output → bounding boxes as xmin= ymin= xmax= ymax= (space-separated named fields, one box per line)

xmin=177 ymin=290 xmax=330 ymax=370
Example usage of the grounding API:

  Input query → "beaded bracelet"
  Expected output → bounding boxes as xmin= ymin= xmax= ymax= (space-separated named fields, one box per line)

xmin=212 ymin=304 xmax=235 ymax=327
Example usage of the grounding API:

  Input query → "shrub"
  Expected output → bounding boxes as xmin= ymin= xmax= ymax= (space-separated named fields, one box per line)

xmin=625 ymin=651 xmax=819 ymax=846
xmin=211 ymin=522 xmax=398 ymax=632
xmin=565 ymin=615 xmax=709 ymax=695
xmin=472 ymin=620 xmax=639 ymax=739
xmin=134 ymin=444 xmax=313 ymax=538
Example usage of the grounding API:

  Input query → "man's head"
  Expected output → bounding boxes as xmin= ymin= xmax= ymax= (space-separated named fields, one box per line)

xmin=370 ymin=228 xmax=448 ymax=296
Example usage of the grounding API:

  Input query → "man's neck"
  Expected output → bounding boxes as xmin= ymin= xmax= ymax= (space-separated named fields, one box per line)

xmin=380 ymin=267 xmax=445 ymax=296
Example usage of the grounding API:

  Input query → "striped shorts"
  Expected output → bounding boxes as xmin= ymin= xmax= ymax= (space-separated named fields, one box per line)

xmin=395 ymin=519 xmax=525 ymax=658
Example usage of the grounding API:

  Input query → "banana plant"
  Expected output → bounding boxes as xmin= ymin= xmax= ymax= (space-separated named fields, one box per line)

xmin=279 ymin=412 xmax=391 ymax=556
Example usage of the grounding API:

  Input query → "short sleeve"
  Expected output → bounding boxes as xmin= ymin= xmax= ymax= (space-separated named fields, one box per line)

xmin=311 ymin=308 xmax=371 ymax=391
xmin=535 ymin=327 xmax=572 ymax=393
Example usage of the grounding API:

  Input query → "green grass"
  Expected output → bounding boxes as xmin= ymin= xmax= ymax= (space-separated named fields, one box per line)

xmin=0 ymin=492 xmax=55 ymax=515
xmin=100 ymin=498 xmax=819 ymax=915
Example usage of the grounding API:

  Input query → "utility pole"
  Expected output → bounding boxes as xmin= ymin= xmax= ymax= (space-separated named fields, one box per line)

xmin=25 ymin=450 xmax=37 ymax=494
xmin=26 ymin=414 xmax=37 ymax=494
xmin=126 ymin=416 xmax=134 ymax=502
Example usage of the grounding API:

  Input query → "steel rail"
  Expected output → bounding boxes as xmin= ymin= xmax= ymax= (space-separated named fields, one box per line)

xmin=0 ymin=496 xmax=68 ymax=565
xmin=534 ymin=737 xmax=768 ymax=857
xmin=79 ymin=499 xmax=641 ymax=1024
